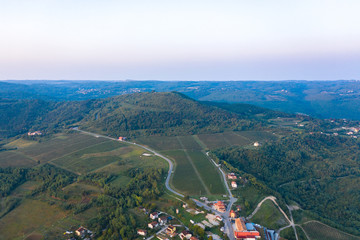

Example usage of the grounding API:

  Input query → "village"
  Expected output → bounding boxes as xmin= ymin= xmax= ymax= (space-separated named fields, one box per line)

xmin=61 ymin=133 xmax=279 ymax=240
xmin=133 ymin=171 xmax=278 ymax=240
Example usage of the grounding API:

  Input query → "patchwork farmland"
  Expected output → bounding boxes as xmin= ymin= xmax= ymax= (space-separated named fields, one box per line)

xmin=137 ymin=131 xmax=274 ymax=196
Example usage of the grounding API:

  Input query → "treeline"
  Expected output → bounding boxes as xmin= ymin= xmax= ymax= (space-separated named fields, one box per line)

xmin=0 ymin=168 xmax=28 ymax=197
xmin=214 ymin=133 xmax=360 ymax=235
xmin=0 ymin=164 xmax=76 ymax=198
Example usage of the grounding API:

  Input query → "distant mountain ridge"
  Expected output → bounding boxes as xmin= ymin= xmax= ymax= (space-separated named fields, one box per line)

xmin=2 ymin=80 xmax=360 ymax=120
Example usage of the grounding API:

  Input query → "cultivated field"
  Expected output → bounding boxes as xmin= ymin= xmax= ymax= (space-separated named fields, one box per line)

xmin=19 ymin=133 xmax=108 ymax=163
xmin=0 ymin=151 xmax=36 ymax=168
xmin=52 ymin=140 xmax=131 ymax=174
xmin=302 ymin=221 xmax=360 ymax=240
xmin=163 ymin=149 xmax=207 ymax=195
xmin=187 ymin=150 xmax=225 ymax=195
xmin=251 ymin=200 xmax=288 ymax=230
xmin=136 ymin=136 xmax=182 ymax=150
xmin=0 ymin=199 xmax=68 ymax=240
xmin=137 ymin=131 xmax=276 ymax=196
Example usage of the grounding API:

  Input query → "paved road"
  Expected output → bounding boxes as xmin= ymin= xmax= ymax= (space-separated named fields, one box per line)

xmin=75 ymin=129 xmax=239 ymax=239
xmin=72 ymin=128 xmax=184 ymax=198
xmin=204 ymin=152 xmax=237 ymax=240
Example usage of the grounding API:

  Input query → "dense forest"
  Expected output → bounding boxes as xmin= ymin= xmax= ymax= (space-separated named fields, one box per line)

xmin=0 ymin=92 xmax=267 ymax=138
xmin=214 ymin=133 xmax=360 ymax=234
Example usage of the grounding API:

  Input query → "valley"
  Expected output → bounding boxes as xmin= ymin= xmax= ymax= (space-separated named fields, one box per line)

xmin=1 ymin=91 xmax=360 ymax=240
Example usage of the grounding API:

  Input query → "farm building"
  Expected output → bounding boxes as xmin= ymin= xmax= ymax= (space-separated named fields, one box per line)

xmin=227 ymin=173 xmax=237 ymax=179
xmin=148 ymin=221 xmax=158 ymax=229
xmin=137 ymin=229 xmax=147 ymax=236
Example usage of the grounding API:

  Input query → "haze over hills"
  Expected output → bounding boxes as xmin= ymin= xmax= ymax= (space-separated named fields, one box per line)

xmin=2 ymin=80 xmax=360 ymax=120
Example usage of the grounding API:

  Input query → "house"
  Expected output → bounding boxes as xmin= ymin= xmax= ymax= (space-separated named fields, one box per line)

xmin=200 ymin=196 xmax=208 ymax=201
xmin=150 ymin=212 xmax=159 ymax=219
xmin=253 ymin=142 xmax=260 ymax=147
xmin=180 ymin=230 xmax=192 ymax=239
xmin=166 ymin=225 xmax=176 ymax=235
xmin=148 ymin=221 xmax=159 ymax=229
xmin=231 ymin=181 xmax=237 ymax=188
xmin=216 ymin=215 xmax=223 ymax=221
xmin=158 ymin=215 xmax=168 ymax=225
xmin=213 ymin=201 xmax=226 ymax=212
xmin=227 ymin=173 xmax=237 ymax=180
xmin=28 ymin=131 xmax=42 ymax=136
xmin=137 ymin=229 xmax=147 ymax=236
xmin=190 ymin=237 xmax=199 ymax=240
xmin=230 ymin=210 xmax=237 ymax=218
xmin=75 ymin=227 xmax=90 ymax=237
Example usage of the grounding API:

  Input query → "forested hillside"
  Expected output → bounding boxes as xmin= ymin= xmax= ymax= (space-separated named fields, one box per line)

xmin=214 ymin=133 xmax=360 ymax=235
xmin=0 ymin=92 xmax=266 ymax=138
xmin=3 ymin=80 xmax=360 ymax=120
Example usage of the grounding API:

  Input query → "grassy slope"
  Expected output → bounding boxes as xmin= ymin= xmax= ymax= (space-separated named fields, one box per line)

xmin=251 ymin=200 xmax=288 ymax=230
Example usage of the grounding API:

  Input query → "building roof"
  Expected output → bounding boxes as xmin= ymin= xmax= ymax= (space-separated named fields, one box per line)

xmin=149 ymin=221 xmax=158 ymax=227
xmin=235 ymin=218 xmax=246 ymax=232
xmin=246 ymin=223 xmax=255 ymax=231
xmin=167 ymin=225 xmax=176 ymax=230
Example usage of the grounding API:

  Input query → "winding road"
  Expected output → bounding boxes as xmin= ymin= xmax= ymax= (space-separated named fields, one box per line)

xmin=74 ymin=128 xmax=241 ymax=239
xmin=72 ymin=128 xmax=184 ymax=198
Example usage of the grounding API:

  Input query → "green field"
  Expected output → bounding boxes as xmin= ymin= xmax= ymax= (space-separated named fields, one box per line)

xmin=0 ymin=151 xmax=36 ymax=168
xmin=187 ymin=151 xmax=225 ymax=194
xmin=233 ymin=185 xmax=268 ymax=216
xmin=251 ymin=200 xmax=288 ymax=230
xmin=137 ymin=132 xmax=275 ymax=196
xmin=0 ymin=199 xmax=68 ymax=240
xmin=19 ymin=133 xmax=108 ymax=163
xmin=136 ymin=136 xmax=182 ymax=150
xmin=52 ymin=140 xmax=132 ymax=174
xmin=302 ymin=221 xmax=360 ymax=240
xmin=163 ymin=149 xmax=207 ymax=195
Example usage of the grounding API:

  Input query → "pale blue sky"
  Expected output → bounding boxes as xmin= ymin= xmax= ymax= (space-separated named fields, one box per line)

xmin=0 ymin=0 xmax=359 ymax=80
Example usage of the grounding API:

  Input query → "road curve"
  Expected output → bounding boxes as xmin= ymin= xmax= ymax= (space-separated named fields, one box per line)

xmin=72 ymin=128 xmax=184 ymax=198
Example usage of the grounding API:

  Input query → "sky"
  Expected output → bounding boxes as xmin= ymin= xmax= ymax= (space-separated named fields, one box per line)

xmin=0 ymin=0 xmax=359 ymax=81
